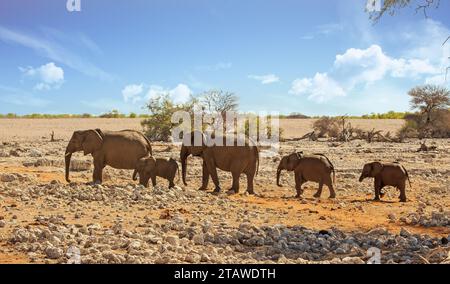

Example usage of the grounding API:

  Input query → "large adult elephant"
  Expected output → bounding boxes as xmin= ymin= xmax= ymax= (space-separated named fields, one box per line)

xmin=64 ymin=129 xmax=152 ymax=183
xmin=180 ymin=131 xmax=259 ymax=194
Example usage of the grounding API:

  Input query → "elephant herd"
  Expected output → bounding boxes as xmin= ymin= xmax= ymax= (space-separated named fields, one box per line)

xmin=64 ymin=129 xmax=411 ymax=202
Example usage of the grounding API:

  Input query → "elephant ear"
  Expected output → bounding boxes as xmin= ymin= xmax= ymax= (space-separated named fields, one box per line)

xmin=371 ymin=162 xmax=383 ymax=176
xmin=82 ymin=130 xmax=103 ymax=155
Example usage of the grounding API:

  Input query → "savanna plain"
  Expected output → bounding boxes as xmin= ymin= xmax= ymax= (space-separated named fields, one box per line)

xmin=0 ymin=118 xmax=449 ymax=264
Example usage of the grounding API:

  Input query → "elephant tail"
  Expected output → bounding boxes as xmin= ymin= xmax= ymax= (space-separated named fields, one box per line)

xmin=174 ymin=159 xmax=180 ymax=182
xmin=402 ymin=165 xmax=412 ymax=188
xmin=141 ymin=132 xmax=153 ymax=155
xmin=255 ymin=146 xmax=260 ymax=176
xmin=132 ymin=169 xmax=138 ymax=181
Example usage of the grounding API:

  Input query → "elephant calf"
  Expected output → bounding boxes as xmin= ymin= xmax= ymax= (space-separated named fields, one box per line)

xmin=277 ymin=152 xmax=336 ymax=199
xmin=134 ymin=156 xmax=179 ymax=188
xmin=359 ymin=162 xmax=411 ymax=202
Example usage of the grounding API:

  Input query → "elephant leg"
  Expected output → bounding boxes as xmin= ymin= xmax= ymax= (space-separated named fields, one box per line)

xmin=198 ymin=161 xmax=210 ymax=191
xmin=294 ymin=172 xmax=304 ymax=198
xmin=227 ymin=171 xmax=240 ymax=195
xmin=169 ymin=178 xmax=175 ymax=188
xmin=326 ymin=175 xmax=336 ymax=199
xmin=373 ymin=179 xmax=381 ymax=201
xmin=92 ymin=159 xmax=104 ymax=184
xmin=204 ymin=159 xmax=221 ymax=193
xmin=399 ymin=182 xmax=407 ymax=202
xmin=314 ymin=181 xmax=323 ymax=198
xmin=151 ymin=174 xmax=157 ymax=187
xmin=229 ymin=162 xmax=245 ymax=194
xmin=245 ymin=172 xmax=255 ymax=195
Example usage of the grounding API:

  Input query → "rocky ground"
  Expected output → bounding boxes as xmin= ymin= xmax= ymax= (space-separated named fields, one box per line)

xmin=0 ymin=120 xmax=449 ymax=264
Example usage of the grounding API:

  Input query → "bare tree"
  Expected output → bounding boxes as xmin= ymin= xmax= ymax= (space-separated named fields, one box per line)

xmin=408 ymin=85 xmax=450 ymax=125
xmin=369 ymin=0 xmax=441 ymax=22
xmin=200 ymin=90 xmax=238 ymax=116
xmin=199 ymin=90 xmax=239 ymax=132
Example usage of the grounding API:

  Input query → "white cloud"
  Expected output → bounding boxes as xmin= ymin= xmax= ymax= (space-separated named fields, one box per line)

xmin=248 ymin=74 xmax=280 ymax=84
xmin=20 ymin=62 xmax=64 ymax=90
xmin=289 ymin=73 xmax=345 ymax=103
xmin=122 ymin=84 xmax=144 ymax=103
xmin=334 ymin=45 xmax=439 ymax=87
xmin=146 ymin=84 xmax=192 ymax=104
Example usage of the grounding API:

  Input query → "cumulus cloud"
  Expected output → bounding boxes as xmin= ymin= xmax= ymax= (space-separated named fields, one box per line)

xmin=334 ymin=45 xmax=439 ymax=88
xmin=122 ymin=84 xmax=144 ymax=103
xmin=248 ymin=74 xmax=280 ymax=84
xmin=289 ymin=73 xmax=345 ymax=103
xmin=146 ymin=84 xmax=192 ymax=104
xmin=20 ymin=62 xmax=64 ymax=90
xmin=291 ymin=41 xmax=445 ymax=103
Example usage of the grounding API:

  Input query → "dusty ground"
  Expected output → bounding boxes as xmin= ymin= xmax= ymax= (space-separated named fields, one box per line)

xmin=0 ymin=118 xmax=449 ymax=264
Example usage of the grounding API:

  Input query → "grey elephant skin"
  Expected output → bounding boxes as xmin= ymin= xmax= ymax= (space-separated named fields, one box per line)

xmin=65 ymin=129 xmax=152 ymax=183
xmin=359 ymin=162 xmax=411 ymax=202
xmin=180 ymin=132 xmax=259 ymax=194
xmin=134 ymin=156 xmax=179 ymax=188
xmin=277 ymin=152 xmax=336 ymax=199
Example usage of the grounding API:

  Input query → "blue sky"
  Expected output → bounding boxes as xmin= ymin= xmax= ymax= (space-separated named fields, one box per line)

xmin=0 ymin=0 xmax=449 ymax=116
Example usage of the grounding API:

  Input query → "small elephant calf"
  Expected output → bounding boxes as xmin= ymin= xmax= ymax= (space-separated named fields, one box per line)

xmin=133 ymin=156 xmax=179 ymax=188
xmin=359 ymin=162 xmax=411 ymax=202
xmin=276 ymin=152 xmax=336 ymax=199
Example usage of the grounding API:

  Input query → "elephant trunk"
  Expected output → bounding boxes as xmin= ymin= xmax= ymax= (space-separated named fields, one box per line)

xmin=180 ymin=146 xmax=189 ymax=186
xmin=358 ymin=174 xmax=365 ymax=182
xmin=65 ymin=149 xmax=72 ymax=183
xmin=276 ymin=167 xmax=283 ymax=187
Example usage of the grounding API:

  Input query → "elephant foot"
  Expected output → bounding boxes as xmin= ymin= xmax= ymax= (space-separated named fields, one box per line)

xmin=246 ymin=190 xmax=255 ymax=195
xmin=313 ymin=193 xmax=321 ymax=198
xmin=373 ymin=197 xmax=381 ymax=202
xmin=329 ymin=194 xmax=336 ymax=199
xmin=399 ymin=197 xmax=407 ymax=202
xmin=213 ymin=187 xmax=221 ymax=193
xmin=198 ymin=187 xmax=208 ymax=191
xmin=226 ymin=189 xmax=237 ymax=195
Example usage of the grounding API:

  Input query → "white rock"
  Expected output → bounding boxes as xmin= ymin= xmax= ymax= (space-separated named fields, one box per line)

xmin=29 ymin=149 xmax=43 ymax=157
xmin=45 ymin=246 xmax=63 ymax=259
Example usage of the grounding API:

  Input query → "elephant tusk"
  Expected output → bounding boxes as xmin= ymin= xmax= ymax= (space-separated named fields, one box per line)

xmin=65 ymin=152 xmax=71 ymax=157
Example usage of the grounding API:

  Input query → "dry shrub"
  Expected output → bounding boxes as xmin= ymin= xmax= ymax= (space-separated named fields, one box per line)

xmin=397 ymin=110 xmax=450 ymax=139
xmin=313 ymin=117 xmax=340 ymax=138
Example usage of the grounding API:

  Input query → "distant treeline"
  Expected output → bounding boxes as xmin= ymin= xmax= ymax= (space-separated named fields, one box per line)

xmin=1 ymin=110 xmax=409 ymax=119
xmin=0 ymin=110 xmax=150 ymax=119
xmin=281 ymin=111 xmax=410 ymax=119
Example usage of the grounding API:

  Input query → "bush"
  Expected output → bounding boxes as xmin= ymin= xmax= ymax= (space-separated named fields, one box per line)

xmin=313 ymin=116 xmax=340 ymax=138
xmin=129 ymin=112 xmax=137 ymax=118
xmin=141 ymin=94 xmax=196 ymax=142
xmin=99 ymin=110 xmax=125 ymax=118
xmin=397 ymin=109 xmax=450 ymax=139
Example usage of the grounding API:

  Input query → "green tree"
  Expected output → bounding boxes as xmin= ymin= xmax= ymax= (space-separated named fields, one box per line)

xmin=141 ymin=94 xmax=196 ymax=141
xmin=408 ymin=84 xmax=450 ymax=125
